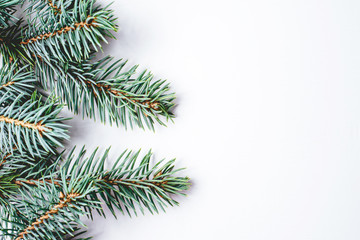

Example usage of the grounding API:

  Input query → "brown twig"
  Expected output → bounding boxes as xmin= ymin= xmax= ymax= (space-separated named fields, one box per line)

xmin=104 ymin=178 xmax=168 ymax=188
xmin=20 ymin=17 xmax=96 ymax=45
xmin=83 ymin=80 xmax=160 ymax=110
xmin=0 ymin=81 xmax=14 ymax=90
xmin=0 ymin=116 xmax=49 ymax=133
xmin=47 ymin=0 xmax=61 ymax=14
xmin=15 ymin=192 xmax=80 ymax=240
xmin=14 ymin=179 xmax=61 ymax=187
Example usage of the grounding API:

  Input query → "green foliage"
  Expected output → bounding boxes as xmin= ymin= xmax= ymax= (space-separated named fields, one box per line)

xmin=26 ymin=0 xmax=72 ymax=19
xmin=0 ymin=62 xmax=36 ymax=100
xmin=22 ymin=0 xmax=117 ymax=63
xmin=0 ymin=22 xmax=31 ymax=65
xmin=0 ymin=92 xmax=70 ymax=156
xmin=0 ymin=147 xmax=189 ymax=239
xmin=0 ymin=174 xmax=18 ymax=206
xmin=2 ymin=176 xmax=98 ymax=240
xmin=36 ymin=55 xmax=175 ymax=129
xmin=0 ymin=0 xmax=176 ymax=130
xmin=0 ymin=0 xmax=21 ymax=28
xmin=0 ymin=147 xmax=60 ymax=179
xmin=0 ymin=0 xmax=188 ymax=239
xmin=60 ymin=147 xmax=189 ymax=217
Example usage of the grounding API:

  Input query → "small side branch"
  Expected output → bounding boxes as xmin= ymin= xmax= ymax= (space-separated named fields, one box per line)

xmin=0 ymin=116 xmax=49 ymax=133
xmin=104 ymin=178 xmax=168 ymax=188
xmin=15 ymin=192 xmax=80 ymax=240
xmin=20 ymin=17 xmax=97 ymax=45
xmin=84 ymin=80 xmax=160 ymax=111
xmin=15 ymin=177 xmax=168 ymax=188
xmin=14 ymin=179 xmax=61 ymax=186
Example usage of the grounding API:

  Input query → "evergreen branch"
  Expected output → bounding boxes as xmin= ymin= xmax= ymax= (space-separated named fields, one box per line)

xmin=0 ymin=61 xmax=36 ymax=101
xmin=1 ymin=206 xmax=89 ymax=240
xmin=27 ymin=0 xmax=62 ymax=14
xmin=0 ymin=115 xmax=49 ymax=131
xmin=12 ymin=147 xmax=190 ymax=218
xmin=0 ymin=1 xmax=188 ymax=239
xmin=21 ymin=16 xmax=97 ymax=45
xmin=26 ymin=0 xmax=73 ymax=20
xmin=0 ymin=205 xmax=19 ymax=238
xmin=15 ymin=192 xmax=81 ymax=240
xmin=0 ymin=150 xmax=60 ymax=208
xmin=0 ymin=92 xmax=70 ymax=156
xmin=36 ymin=55 xmax=175 ymax=129
xmin=0 ymin=147 xmax=59 ymax=177
xmin=3 ymin=172 xmax=98 ymax=240
xmin=22 ymin=0 xmax=117 ymax=62
xmin=91 ymin=150 xmax=190 ymax=216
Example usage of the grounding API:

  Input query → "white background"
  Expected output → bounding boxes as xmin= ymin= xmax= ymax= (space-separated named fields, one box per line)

xmin=65 ymin=0 xmax=360 ymax=239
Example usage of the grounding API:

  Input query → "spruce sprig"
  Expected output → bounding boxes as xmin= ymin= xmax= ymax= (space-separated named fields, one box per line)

xmin=36 ymin=55 xmax=175 ymax=129
xmin=22 ymin=0 xmax=117 ymax=63
xmin=0 ymin=62 xmax=36 ymax=100
xmin=0 ymin=0 xmax=188 ymax=239
xmin=0 ymin=92 xmax=70 ymax=156
xmin=0 ymin=147 xmax=189 ymax=239
xmin=3 ymin=176 xmax=98 ymax=240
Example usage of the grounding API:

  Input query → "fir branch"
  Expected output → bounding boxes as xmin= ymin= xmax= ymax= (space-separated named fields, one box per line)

xmin=0 ymin=62 xmax=36 ymax=101
xmin=15 ymin=192 xmax=81 ymax=240
xmin=0 ymin=149 xmax=60 ymax=206
xmin=27 ymin=0 xmax=61 ymax=14
xmin=20 ymin=16 xmax=97 ymax=45
xmin=22 ymin=0 xmax=117 ymax=62
xmin=36 ymin=55 xmax=175 ymax=129
xmin=12 ymin=147 xmax=190 ymax=218
xmin=3 ymin=172 xmax=98 ymax=240
xmin=0 ymin=115 xmax=49 ymax=132
xmin=26 ymin=0 xmax=73 ymax=20
xmin=0 ymin=1 xmax=188 ymax=239
xmin=0 ymin=149 xmax=59 ymax=208
xmin=0 ymin=92 xmax=70 ymax=156
xmin=91 ymin=150 xmax=190 ymax=216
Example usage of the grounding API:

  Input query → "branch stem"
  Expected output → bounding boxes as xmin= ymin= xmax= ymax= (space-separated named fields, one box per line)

xmin=15 ymin=192 xmax=80 ymax=240
xmin=0 ymin=116 xmax=49 ymax=132
xmin=0 ymin=81 xmax=14 ymax=90
xmin=20 ymin=17 xmax=96 ymax=45
xmin=47 ymin=0 xmax=61 ymax=14
xmin=83 ymin=80 xmax=160 ymax=110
